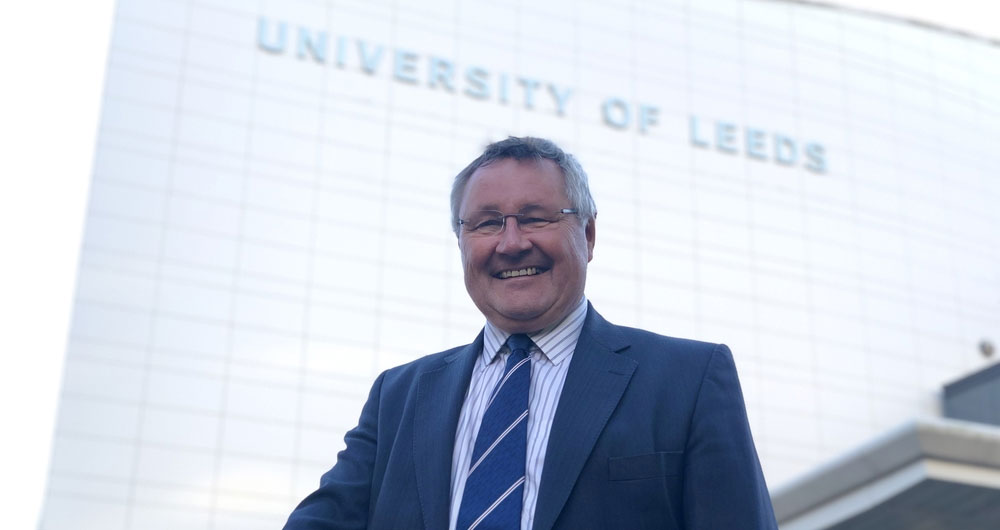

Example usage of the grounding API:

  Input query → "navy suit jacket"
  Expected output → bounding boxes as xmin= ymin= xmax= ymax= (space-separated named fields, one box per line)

xmin=284 ymin=306 xmax=777 ymax=529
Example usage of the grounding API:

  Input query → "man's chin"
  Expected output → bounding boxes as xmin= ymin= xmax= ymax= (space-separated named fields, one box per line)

xmin=488 ymin=305 xmax=559 ymax=333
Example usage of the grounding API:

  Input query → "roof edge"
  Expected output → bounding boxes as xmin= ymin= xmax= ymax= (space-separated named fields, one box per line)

xmin=761 ymin=0 xmax=1000 ymax=47
xmin=771 ymin=417 xmax=1000 ymax=522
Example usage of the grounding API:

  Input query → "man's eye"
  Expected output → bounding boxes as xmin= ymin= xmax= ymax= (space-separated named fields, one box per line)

xmin=521 ymin=217 xmax=551 ymax=227
xmin=475 ymin=219 xmax=503 ymax=230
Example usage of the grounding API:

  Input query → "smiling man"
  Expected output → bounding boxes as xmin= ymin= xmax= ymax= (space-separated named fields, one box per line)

xmin=284 ymin=137 xmax=777 ymax=529
xmin=456 ymin=155 xmax=594 ymax=335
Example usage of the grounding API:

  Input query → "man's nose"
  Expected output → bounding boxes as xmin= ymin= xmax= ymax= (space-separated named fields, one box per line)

xmin=495 ymin=218 xmax=532 ymax=255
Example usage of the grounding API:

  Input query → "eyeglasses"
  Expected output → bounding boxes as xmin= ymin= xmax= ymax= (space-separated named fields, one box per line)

xmin=458 ymin=208 xmax=578 ymax=235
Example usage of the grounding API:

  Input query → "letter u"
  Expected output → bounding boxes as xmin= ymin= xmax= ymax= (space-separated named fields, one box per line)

xmin=257 ymin=18 xmax=287 ymax=54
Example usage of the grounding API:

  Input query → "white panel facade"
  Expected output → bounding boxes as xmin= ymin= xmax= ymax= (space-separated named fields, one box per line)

xmin=42 ymin=0 xmax=1000 ymax=528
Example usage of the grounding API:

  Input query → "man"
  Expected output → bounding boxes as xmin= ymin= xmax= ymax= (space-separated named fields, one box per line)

xmin=284 ymin=137 xmax=777 ymax=529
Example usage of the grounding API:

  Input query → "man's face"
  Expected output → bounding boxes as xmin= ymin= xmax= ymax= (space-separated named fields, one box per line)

xmin=458 ymin=158 xmax=596 ymax=334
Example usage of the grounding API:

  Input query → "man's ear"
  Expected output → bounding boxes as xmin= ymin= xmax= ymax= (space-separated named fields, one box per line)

xmin=585 ymin=215 xmax=596 ymax=262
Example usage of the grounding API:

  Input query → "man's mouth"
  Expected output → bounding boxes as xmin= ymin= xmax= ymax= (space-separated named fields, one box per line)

xmin=496 ymin=267 xmax=546 ymax=279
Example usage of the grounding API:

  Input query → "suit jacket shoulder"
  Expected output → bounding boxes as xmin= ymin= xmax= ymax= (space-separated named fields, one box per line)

xmin=283 ymin=333 xmax=483 ymax=530
xmin=546 ymin=306 xmax=776 ymax=529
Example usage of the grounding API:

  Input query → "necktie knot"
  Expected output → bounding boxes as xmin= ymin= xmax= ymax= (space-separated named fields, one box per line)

xmin=506 ymin=334 xmax=533 ymax=361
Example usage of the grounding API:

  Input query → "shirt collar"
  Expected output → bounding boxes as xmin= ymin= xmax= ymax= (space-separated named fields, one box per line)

xmin=481 ymin=297 xmax=588 ymax=367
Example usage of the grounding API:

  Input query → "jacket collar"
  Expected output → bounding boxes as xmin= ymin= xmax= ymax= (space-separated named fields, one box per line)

xmin=532 ymin=304 xmax=636 ymax=530
xmin=413 ymin=331 xmax=482 ymax=529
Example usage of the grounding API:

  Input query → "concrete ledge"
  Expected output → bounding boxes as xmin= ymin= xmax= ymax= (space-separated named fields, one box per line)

xmin=772 ymin=418 xmax=1000 ymax=528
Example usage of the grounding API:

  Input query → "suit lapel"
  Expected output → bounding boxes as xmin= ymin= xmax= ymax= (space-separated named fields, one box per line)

xmin=533 ymin=307 xmax=636 ymax=530
xmin=413 ymin=333 xmax=482 ymax=530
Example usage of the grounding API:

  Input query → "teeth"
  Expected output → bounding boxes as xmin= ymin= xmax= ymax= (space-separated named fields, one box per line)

xmin=500 ymin=267 xmax=539 ymax=279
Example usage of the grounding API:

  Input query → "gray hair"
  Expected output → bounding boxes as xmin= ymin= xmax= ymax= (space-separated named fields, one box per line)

xmin=450 ymin=136 xmax=597 ymax=235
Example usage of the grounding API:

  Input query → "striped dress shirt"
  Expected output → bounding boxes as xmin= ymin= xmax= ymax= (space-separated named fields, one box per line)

xmin=449 ymin=298 xmax=589 ymax=530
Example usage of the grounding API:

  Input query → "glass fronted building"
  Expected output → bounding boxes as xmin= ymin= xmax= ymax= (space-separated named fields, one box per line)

xmin=41 ymin=0 xmax=999 ymax=527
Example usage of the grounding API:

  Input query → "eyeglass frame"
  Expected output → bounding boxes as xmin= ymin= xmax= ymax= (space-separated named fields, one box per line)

xmin=457 ymin=208 xmax=579 ymax=235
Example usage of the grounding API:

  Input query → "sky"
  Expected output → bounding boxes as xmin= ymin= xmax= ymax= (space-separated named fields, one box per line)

xmin=0 ymin=1 xmax=995 ymax=528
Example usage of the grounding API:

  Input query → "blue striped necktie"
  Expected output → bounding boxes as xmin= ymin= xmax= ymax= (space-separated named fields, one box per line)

xmin=457 ymin=333 xmax=533 ymax=530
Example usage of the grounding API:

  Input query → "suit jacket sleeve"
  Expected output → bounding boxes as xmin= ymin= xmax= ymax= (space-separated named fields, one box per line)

xmin=683 ymin=344 xmax=777 ymax=529
xmin=283 ymin=371 xmax=385 ymax=530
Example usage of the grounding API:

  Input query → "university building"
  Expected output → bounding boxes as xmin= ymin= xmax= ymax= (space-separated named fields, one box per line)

xmin=42 ymin=0 xmax=999 ymax=527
